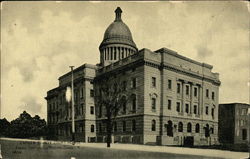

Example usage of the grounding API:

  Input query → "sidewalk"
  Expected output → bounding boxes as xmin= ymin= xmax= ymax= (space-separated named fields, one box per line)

xmin=74 ymin=142 xmax=249 ymax=159
xmin=1 ymin=137 xmax=249 ymax=159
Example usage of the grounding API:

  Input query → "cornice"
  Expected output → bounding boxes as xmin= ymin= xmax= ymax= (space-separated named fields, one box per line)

xmin=95 ymin=58 xmax=220 ymax=86
xmin=155 ymin=48 xmax=213 ymax=69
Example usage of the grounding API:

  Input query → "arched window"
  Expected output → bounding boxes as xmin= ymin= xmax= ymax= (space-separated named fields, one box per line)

xmin=132 ymin=120 xmax=136 ymax=131
xmin=151 ymin=120 xmax=156 ymax=131
xmin=167 ymin=120 xmax=173 ymax=137
xmin=205 ymin=124 xmax=210 ymax=137
xmin=187 ymin=122 xmax=192 ymax=133
xmin=151 ymin=97 xmax=156 ymax=111
xmin=195 ymin=123 xmax=200 ymax=133
xmin=91 ymin=125 xmax=95 ymax=133
xmin=178 ymin=122 xmax=183 ymax=132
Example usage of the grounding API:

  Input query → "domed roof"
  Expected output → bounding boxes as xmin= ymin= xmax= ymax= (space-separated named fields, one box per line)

xmin=99 ymin=7 xmax=137 ymax=50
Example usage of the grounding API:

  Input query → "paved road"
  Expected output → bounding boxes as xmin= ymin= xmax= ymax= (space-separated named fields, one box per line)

xmin=0 ymin=138 xmax=248 ymax=159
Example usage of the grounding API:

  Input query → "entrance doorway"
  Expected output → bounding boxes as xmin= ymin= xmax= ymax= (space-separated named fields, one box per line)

xmin=184 ymin=136 xmax=194 ymax=147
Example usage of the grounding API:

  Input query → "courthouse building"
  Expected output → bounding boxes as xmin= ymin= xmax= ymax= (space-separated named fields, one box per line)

xmin=46 ymin=7 xmax=221 ymax=146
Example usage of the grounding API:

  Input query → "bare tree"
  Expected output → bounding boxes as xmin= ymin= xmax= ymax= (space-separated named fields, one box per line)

xmin=94 ymin=76 xmax=131 ymax=147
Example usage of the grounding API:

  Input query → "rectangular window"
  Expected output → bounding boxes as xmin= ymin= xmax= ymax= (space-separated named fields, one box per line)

xmin=242 ymin=129 xmax=247 ymax=140
xmin=79 ymin=105 xmax=82 ymax=115
xmin=123 ymin=101 xmax=126 ymax=114
xmin=80 ymin=88 xmax=83 ymax=98
xmin=206 ymin=106 xmax=209 ymax=115
xmin=194 ymin=105 xmax=197 ymax=114
xmin=186 ymin=85 xmax=189 ymax=95
xmin=99 ymin=123 xmax=102 ymax=133
xmin=122 ymin=81 xmax=127 ymax=91
xmin=168 ymin=80 xmax=172 ymax=89
xmin=90 ymin=106 xmax=94 ymax=115
xmin=74 ymin=91 xmax=78 ymax=102
xmin=113 ymin=122 xmax=117 ymax=132
xmin=131 ymin=78 xmax=136 ymax=88
xmin=240 ymin=120 xmax=244 ymax=126
xmin=99 ymin=105 xmax=102 ymax=117
xmin=241 ymin=109 xmax=244 ymax=115
xmin=206 ymin=89 xmax=209 ymax=98
xmin=152 ymin=98 xmax=156 ymax=111
xmin=211 ymin=108 xmax=214 ymax=117
xmin=123 ymin=121 xmax=126 ymax=132
xmin=91 ymin=125 xmax=95 ymax=132
xmin=167 ymin=100 xmax=171 ymax=110
xmin=241 ymin=109 xmax=247 ymax=115
xmin=176 ymin=102 xmax=180 ymax=112
xmin=132 ymin=95 xmax=136 ymax=112
xmin=177 ymin=83 xmax=181 ymax=94
xmin=211 ymin=127 xmax=214 ymax=134
xmin=90 ymin=89 xmax=94 ymax=97
xmin=194 ymin=87 xmax=198 ymax=97
xmin=212 ymin=92 xmax=215 ymax=100
xmin=132 ymin=120 xmax=136 ymax=132
xmin=152 ymin=77 xmax=156 ymax=87
xmin=185 ymin=104 xmax=189 ymax=113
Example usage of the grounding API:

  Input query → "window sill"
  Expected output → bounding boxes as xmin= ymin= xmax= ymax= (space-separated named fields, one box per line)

xmin=178 ymin=112 xmax=184 ymax=115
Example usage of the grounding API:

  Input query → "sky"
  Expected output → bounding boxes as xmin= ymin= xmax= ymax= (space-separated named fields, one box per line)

xmin=1 ymin=1 xmax=249 ymax=121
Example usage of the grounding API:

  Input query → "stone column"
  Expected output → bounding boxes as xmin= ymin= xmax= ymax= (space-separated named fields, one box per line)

xmin=120 ymin=47 xmax=123 ymax=60
xmin=103 ymin=49 xmax=105 ymax=61
xmin=190 ymin=82 xmax=193 ymax=115
xmin=107 ymin=48 xmax=109 ymax=60
xmin=181 ymin=81 xmax=185 ymax=113
xmin=122 ymin=48 xmax=124 ymax=58
xmin=111 ymin=47 xmax=114 ymax=60
xmin=198 ymin=84 xmax=202 ymax=116
xmin=116 ymin=47 xmax=119 ymax=60
xmin=108 ymin=48 xmax=111 ymax=60
xmin=113 ymin=47 xmax=115 ymax=60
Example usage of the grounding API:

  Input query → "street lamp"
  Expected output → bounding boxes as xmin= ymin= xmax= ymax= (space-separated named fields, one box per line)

xmin=70 ymin=66 xmax=75 ymax=145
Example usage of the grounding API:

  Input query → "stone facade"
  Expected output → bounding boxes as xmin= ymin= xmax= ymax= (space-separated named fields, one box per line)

xmin=95 ymin=48 xmax=220 ymax=146
xmin=218 ymin=103 xmax=250 ymax=144
xmin=45 ymin=64 xmax=97 ymax=142
xmin=46 ymin=7 xmax=221 ymax=146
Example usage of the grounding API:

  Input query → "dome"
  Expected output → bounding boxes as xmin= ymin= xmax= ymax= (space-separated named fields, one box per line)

xmin=99 ymin=7 xmax=137 ymax=50
xmin=99 ymin=7 xmax=138 ymax=66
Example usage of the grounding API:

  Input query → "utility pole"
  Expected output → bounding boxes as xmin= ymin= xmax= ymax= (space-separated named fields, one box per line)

xmin=70 ymin=66 xmax=75 ymax=145
xmin=248 ymin=107 xmax=250 ymax=159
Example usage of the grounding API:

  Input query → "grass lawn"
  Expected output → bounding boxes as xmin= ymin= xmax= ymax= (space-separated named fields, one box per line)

xmin=0 ymin=139 xmax=225 ymax=159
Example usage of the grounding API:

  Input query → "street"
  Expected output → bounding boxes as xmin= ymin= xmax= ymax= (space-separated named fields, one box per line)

xmin=0 ymin=138 xmax=248 ymax=159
